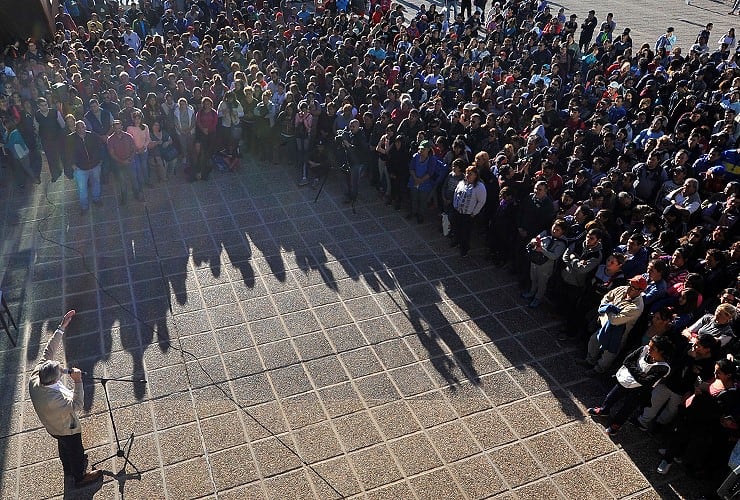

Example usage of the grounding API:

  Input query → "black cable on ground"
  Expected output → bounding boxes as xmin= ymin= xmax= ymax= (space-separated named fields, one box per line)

xmin=30 ymin=184 xmax=346 ymax=498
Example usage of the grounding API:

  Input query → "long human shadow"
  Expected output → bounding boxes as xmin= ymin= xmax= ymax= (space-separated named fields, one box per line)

xmin=250 ymin=178 xmax=482 ymax=386
xmin=0 ymin=178 xmax=52 ymax=497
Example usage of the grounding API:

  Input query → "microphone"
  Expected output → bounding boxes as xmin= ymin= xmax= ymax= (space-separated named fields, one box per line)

xmin=62 ymin=368 xmax=88 ymax=376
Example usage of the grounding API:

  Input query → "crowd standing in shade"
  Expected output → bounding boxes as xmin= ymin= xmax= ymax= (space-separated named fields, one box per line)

xmin=2 ymin=0 xmax=740 ymax=495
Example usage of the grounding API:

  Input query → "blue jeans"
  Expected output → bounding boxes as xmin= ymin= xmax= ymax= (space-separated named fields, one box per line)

xmin=295 ymin=137 xmax=310 ymax=174
xmin=73 ymin=164 xmax=101 ymax=209
xmin=131 ymin=150 xmax=148 ymax=193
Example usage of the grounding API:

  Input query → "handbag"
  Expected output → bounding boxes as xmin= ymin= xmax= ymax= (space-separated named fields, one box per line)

xmin=441 ymin=212 xmax=451 ymax=236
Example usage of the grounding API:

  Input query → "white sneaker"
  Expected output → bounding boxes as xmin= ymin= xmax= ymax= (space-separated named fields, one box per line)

xmin=657 ymin=459 xmax=672 ymax=475
xmin=298 ymin=177 xmax=309 ymax=186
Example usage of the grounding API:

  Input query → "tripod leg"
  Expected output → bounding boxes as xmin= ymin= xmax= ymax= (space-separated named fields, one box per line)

xmin=313 ymin=170 xmax=330 ymax=203
xmin=122 ymin=432 xmax=141 ymax=475
xmin=92 ymin=451 xmax=122 ymax=469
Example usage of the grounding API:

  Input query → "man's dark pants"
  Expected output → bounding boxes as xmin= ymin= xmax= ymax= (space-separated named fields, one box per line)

xmin=56 ymin=433 xmax=85 ymax=481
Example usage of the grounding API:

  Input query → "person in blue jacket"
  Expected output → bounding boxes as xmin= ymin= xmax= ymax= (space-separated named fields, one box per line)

xmin=407 ymin=140 xmax=443 ymax=224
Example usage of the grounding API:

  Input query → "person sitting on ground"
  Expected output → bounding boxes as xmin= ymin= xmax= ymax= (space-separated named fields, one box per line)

xmin=587 ymin=334 xmax=674 ymax=436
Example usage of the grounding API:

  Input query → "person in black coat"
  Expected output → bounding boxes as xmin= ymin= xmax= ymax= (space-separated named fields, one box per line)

xmin=515 ymin=180 xmax=555 ymax=283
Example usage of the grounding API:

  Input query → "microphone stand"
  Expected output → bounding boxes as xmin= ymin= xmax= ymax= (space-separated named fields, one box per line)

xmin=90 ymin=376 xmax=146 ymax=485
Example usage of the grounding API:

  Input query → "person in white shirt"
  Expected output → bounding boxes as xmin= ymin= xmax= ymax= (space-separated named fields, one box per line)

xmin=450 ymin=165 xmax=487 ymax=257
xmin=123 ymin=27 xmax=142 ymax=52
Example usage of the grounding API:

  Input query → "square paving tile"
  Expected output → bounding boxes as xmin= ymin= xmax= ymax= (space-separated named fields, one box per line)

xmin=263 ymin=469 xmax=315 ymax=498
xmin=158 ymin=422 xmax=206 ymax=465
xmin=164 ymin=457 xmax=215 ymax=500
xmin=526 ymin=430 xmax=582 ymax=473
xmin=588 ymin=452 xmax=650 ymax=497
xmin=426 ymin=420 xmax=481 ymax=463
xmin=552 ymin=465 xmax=610 ymax=500
xmin=349 ymin=445 xmax=404 ymax=490
xmin=409 ymin=468 xmax=465 ymax=500
xmin=370 ymin=400 xmax=422 ymax=439
xmin=489 ymin=443 xmax=545 ymax=488
xmin=449 ymin=455 xmax=507 ymax=499
xmin=498 ymin=400 xmax=552 ymax=438
xmin=389 ymin=433 xmax=444 ymax=476
xmin=340 ymin=347 xmax=384 ymax=378
xmin=308 ymin=456 xmax=363 ymax=499
xmin=250 ymin=436 xmax=303 ymax=478
xmin=333 ymin=411 xmax=383 ymax=452
xmin=317 ymin=382 xmax=365 ymax=418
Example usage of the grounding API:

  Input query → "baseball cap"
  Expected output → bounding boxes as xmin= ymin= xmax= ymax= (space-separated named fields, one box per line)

xmin=418 ymin=140 xmax=432 ymax=149
xmin=629 ymin=276 xmax=648 ymax=291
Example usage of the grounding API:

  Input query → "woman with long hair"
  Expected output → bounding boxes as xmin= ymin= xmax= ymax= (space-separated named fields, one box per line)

xmin=126 ymin=110 xmax=151 ymax=193
xmin=192 ymin=96 xmax=218 ymax=181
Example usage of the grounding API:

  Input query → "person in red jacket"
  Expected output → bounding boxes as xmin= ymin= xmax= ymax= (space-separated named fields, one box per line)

xmin=192 ymin=96 xmax=218 ymax=181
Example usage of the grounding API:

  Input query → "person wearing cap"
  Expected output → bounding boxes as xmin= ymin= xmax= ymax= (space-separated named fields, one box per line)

xmin=407 ymin=139 xmax=442 ymax=223
xmin=587 ymin=334 xmax=673 ymax=436
xmin=582 ymin=275 xmax=647 ymax=377
xmin=29 ymin=310 xmax=103 ymax=488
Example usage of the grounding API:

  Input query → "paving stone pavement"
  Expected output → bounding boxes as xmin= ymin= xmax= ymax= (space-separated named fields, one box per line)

xmin=1 ymin=2 xmax=738 ymax=499
xmin=0 ymin=151 xmax=709 ymax=499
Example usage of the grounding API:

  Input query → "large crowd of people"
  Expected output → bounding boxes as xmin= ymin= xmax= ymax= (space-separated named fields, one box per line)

xmin=2 ymin=0 xmax=740 ymax=495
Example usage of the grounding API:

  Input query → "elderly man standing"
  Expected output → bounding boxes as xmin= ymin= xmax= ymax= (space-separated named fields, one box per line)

xmin=29 ymin=310 xmax=102 ymax=488
xmin=66 ymin=120 xmax=103 ymax=213
xmin=582 ymin=276 xmax=647 ymax=376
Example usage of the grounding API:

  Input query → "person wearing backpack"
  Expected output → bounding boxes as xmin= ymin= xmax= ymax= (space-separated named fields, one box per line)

xmin=523 ymin=219 xmax=569 ymax=308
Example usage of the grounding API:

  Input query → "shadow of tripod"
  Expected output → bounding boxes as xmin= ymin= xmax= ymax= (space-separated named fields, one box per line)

xmin=90 ymin=376 xmax=147 ymax=496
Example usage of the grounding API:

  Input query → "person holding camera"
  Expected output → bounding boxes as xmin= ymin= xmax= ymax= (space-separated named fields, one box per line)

xmin=523 ymin=219 xmax=569 ymax=308
xmin=29 ymin=310 xmax=103 ymax=488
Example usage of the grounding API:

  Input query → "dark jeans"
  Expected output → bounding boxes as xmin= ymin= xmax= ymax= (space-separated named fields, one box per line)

xmin=111 ymin=159 xmax=135 ymax=201
xmin=601 ymin=383 xmax=645 ymax=426
xmin=41 ymin=138 xmax=64 ymax=181
xmin=346 ymin=163 xmax=364 ymax=201
xmin=56 ymin=432 xmax=85 ymax=481
xmin=451 ymin=210 xmax=474 ymax=254
xmin=193 ymin=133 xmax=215 ymax=180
